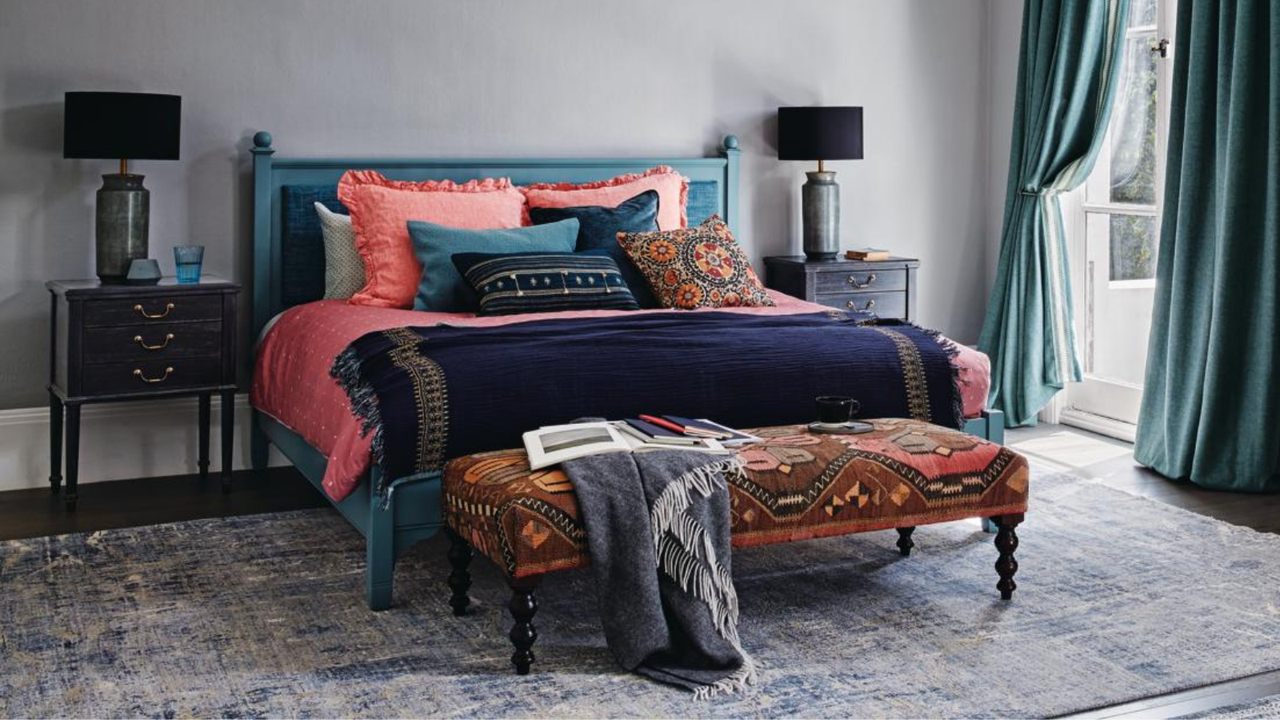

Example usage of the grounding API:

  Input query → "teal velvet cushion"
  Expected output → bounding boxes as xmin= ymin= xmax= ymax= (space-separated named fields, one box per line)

xmin=408 ymin=218 xmax=579 ymax=312
xmin=451 ymin=250 xmax=639 ymax=316
xmin=528 ymin=190 xmax=661 ymax=308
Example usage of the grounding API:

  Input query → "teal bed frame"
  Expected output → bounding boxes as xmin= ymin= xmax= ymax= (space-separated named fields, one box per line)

xmin=247 ymin=130 xmax=1004 ymax=611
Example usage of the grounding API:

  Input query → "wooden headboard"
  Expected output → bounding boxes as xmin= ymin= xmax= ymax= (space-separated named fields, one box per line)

xmin=248 ymin=131 xmax=741 ymax=336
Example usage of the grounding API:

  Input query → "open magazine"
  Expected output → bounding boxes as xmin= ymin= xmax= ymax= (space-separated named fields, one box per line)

xmin=523 ymin=421 xmax=729 ymax=471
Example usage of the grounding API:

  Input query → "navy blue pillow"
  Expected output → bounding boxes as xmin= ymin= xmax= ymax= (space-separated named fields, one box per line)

xmin=451 ymin=251 xmax=640 ymax=317
xmin=528 ymin=190 xmax=661 ymax=308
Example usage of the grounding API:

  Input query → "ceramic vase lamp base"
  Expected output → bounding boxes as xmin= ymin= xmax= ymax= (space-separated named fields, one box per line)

xmin=802 ymin=161 xmax=840 ymax=261
xmin=95 ymin=159 xmax=150 ymax=283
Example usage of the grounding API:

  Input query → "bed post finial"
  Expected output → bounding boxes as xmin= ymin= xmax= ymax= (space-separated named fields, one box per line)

xmin=252 ymin=131 xmax=274 ymax=151
xmin=721 ymin=135 xmax=741 ymax=239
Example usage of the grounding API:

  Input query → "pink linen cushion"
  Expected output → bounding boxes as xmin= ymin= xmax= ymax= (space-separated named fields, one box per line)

xmin=337 ymin=170 xmax=526 ymax=308
xmin=521 ymin=166 xmax=688 ymax=231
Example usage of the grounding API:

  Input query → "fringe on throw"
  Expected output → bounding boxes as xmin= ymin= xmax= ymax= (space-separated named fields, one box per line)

xmin=647 ymin=456 xmax=758 ymax=700
xmin=329 ymin=346 xmax=388 ymax=469
xmin=916 ymin=324 xmax=967 ymax=430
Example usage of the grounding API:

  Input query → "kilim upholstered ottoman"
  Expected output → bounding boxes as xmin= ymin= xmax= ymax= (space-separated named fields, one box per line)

xmin=440 ymin=418 xmax=1030 ymax=674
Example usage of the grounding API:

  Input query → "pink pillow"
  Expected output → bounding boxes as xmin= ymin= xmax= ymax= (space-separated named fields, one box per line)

xmin=337 ymin=171 xmax=526 ymax=308
xmin=522 ymin=166 xmax=689 ymax=231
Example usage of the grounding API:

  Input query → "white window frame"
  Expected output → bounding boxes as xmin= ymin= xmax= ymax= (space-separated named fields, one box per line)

xmin=1047 ymin=0 xmax=1176 ymax=434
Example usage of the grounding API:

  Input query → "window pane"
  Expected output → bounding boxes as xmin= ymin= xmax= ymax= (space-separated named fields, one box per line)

xmin=1129 ymin=0 xmax=1157 ymax=27
xmin=1109 ymin=31 xmax=1158 ymax=205
xmin=1110 ymin=214 xmax=1157 ymax=281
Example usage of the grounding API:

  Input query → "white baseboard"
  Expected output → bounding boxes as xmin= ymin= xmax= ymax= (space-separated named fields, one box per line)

xmin=0 ymin=395 xmax=292 ymax=494
xmin=1059 ymin=408 xmax=1137 ymax=443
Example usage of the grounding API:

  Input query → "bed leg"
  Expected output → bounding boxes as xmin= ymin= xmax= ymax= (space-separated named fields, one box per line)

xmin=250 ymin=412 xmax=270 ymax=474
xmin=366 ymin=475 xmax=395 ymax=611
xmin=992 ymin=513 xmax=1023 ymax=600
xmin=508 ymin=576 xmax=541 ymax=675
xmin=446 ymin=528 xmax=473 ymax=616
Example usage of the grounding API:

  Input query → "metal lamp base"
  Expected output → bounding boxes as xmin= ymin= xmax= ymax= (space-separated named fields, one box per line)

xmin=802 ymin=170 xmax=840 ymax=260
xmin=96 ymin=174 xmax=150 ymax=283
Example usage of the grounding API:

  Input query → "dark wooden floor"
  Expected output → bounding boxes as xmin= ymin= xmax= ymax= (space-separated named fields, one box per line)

xmin=0 ymin=466 xmax=330 ymax=542
xmin=1 ymin=425 xmax=1277 ymax=717
xmin=1005 ymin=424 xmax=1280 ymax=534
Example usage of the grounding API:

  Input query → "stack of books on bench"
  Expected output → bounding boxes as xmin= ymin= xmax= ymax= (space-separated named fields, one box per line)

xmin=523 ymin=415 xmax=759 ymax=470
xmin=617 ymin=415 xmax=760 ymax=448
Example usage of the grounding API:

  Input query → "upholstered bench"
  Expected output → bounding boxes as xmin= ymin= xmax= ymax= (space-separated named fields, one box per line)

xmin=441 ymin=418 xmax=1029 ymax=674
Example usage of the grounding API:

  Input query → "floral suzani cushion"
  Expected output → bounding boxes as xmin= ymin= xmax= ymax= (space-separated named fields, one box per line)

xmin=615 ymin=215 xmax=775 ymax=310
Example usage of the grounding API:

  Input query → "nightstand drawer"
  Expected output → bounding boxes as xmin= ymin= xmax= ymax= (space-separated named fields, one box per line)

xmin=819 ymin=291 xmax=908 ymax=319
xmin=81 ymin=356 xmax=224 ymax=397
xmin=814 ymin=268 xmax=907 ymax=295
xmin=83 ymin=294 xmax=223 ymax=327
xmin=82 ymin=321 xmax=223 ymax=364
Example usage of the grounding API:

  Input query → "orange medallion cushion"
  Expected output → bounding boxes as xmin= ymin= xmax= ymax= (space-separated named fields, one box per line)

xmin=442 ymin=419 xmax=1030 ymax=578
xmin=521 ymin=166 xmax=689 ymax=231
xmin=615 ymin=215 xmax=774 ymax=310
xmin=337 ymin=171 xmax=527 ymax=308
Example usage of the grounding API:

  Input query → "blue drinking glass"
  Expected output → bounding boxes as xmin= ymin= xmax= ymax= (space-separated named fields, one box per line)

xmin=174 ymin=245 xmax=204 ymax=284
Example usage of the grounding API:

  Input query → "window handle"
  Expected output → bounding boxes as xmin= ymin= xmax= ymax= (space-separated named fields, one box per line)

xmin=1152 ymin=38 xmax=1170 ymax=58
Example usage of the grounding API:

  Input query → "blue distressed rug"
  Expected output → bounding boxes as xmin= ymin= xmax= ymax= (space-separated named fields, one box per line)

xmin=2 ymin=471 xmax=1279 ymax=718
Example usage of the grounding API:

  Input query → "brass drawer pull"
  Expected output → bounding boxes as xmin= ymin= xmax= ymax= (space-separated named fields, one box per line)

xmin=847 ymin=299 xmax=876 ymax=312
xmin=133 ymin=366 xmax=175 ymax=383
xmin=847 ymin=273 xmax=877 ymax=289
xmin=134 ymin=302 xmax=175 ymax=319
xmin=134 ymin=333 xmax=175 ymax=351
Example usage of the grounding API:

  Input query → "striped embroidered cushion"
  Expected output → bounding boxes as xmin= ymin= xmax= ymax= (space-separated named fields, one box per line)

xmin=451 ymin=251 xmax=640 ymax=317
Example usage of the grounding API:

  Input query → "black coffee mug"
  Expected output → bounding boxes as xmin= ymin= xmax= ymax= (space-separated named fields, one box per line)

xmin=816 ymin=396 xmax=860 ymax=425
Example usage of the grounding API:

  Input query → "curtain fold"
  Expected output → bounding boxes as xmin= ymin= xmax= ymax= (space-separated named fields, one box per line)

xmin=980 ymin=0 xmax=1131 ymax=427
xmin=1134 ymin=1 xmax=1280 ymax=492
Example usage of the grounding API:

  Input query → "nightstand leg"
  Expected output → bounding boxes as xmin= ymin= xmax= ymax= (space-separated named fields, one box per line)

xmin=197 ymin=393 xmax=211 ymax=482
xmin=220 ymin=390 xmax=234 ymax=494
xmin=64 ymin=404 xmax=80 ymax=512
xmin=49 ymin=392 xmax=63 ymax=494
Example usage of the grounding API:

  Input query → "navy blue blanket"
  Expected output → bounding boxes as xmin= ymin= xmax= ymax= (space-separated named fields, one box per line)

xmin=331 ymin=311 xmax=962 ymax=491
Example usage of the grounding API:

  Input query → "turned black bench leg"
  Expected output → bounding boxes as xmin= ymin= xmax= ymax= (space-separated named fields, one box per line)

xmin=508 ymin=576 xmax=541 ymax=675
xmin=445 ymin=528 xmax=473 ymax=617
xmin=992 ymin=513 xmax=1023 ymax=600
xmin=896 ymin=526 xmax=915 ymax=556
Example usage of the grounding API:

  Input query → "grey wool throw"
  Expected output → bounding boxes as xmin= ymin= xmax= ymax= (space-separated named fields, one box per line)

xmin=561 ymin=449 xmax=757 ymax=699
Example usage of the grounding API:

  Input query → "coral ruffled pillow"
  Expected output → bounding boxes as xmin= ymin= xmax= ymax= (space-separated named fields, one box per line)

xmin=616 ymin=215 xmax=774 ymax=310
xmin=337 ymin=171 xmax=526 ymax=308
xmin=522 ymin=166 xmax=688 ymax=231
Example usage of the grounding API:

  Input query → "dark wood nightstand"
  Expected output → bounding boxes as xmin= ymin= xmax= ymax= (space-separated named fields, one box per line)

xmin=46 ymin=276 xmax=241 ymax=510
xmin=764 ymin=255 xmax=920 ymax=322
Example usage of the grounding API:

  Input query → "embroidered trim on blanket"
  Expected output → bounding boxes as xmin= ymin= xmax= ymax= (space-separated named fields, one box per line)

xmin=872 ymin=327 xmax=931 ymax=420
xmin=384 ymin=327 xmax=450 ymax=475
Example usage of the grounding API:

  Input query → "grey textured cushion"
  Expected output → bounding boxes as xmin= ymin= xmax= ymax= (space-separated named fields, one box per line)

xmin=315 ymin=202 xmax=366 ymax=300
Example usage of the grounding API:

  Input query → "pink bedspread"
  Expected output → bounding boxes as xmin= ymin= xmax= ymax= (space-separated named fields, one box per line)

xmin=251 ymin=291 xmax=990 ymax=501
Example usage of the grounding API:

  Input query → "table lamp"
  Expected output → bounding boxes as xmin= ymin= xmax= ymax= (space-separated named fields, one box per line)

xmin=778 ymin=106 xmax=863 ymax=260
xmin=64 ymin=92 xmax=181 ymax=282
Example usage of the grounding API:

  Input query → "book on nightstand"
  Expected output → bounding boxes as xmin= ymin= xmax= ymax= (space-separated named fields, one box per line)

xmin=845 ymin=248 xmax=892 ymax=261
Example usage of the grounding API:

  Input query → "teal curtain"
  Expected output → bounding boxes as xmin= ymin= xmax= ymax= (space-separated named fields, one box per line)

xmin=1134 ymin=1 xmax=1280 ymax=492
xmin=980 ymin=0 xmax=1131 ymax=427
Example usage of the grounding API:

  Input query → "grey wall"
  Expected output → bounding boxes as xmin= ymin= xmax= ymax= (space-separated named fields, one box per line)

xmin=0 ymin=0 xmax=992 ymax=410
xmin=987 ymin=0 xmax=1025 ymax=293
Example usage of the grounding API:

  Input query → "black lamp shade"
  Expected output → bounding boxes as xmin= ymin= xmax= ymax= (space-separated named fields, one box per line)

xmin=64 ymin=92 xmax=181 ymax=161
xmin=777 ymin=106 xmax=863 ymax=161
